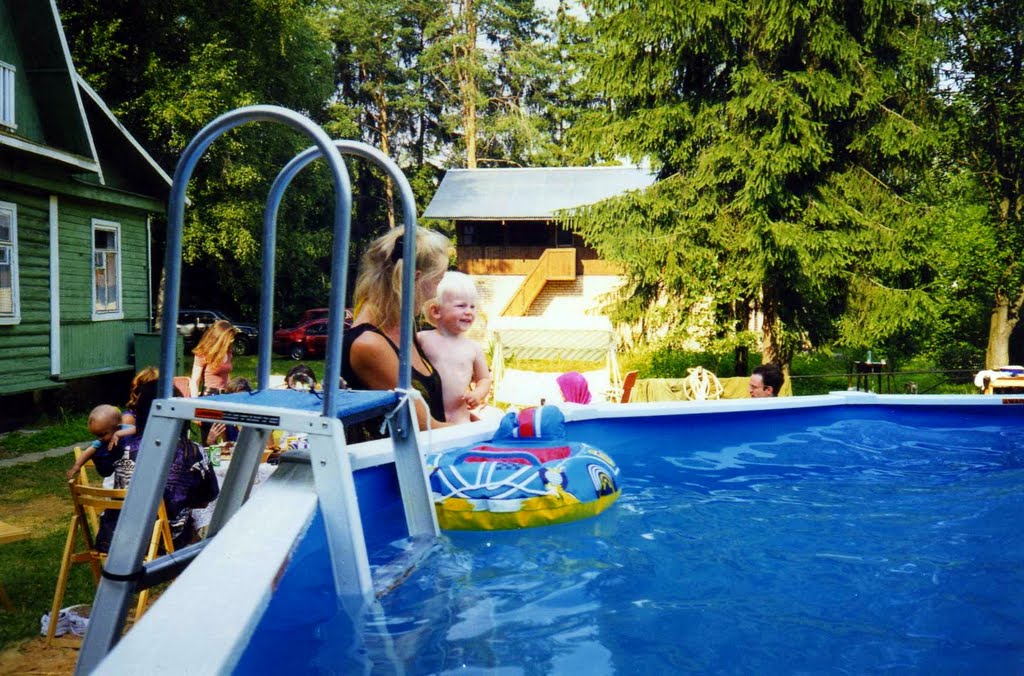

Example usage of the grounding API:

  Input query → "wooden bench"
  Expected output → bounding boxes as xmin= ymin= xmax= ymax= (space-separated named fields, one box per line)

xmin=0 ymin=520 xmax=31 ymax=610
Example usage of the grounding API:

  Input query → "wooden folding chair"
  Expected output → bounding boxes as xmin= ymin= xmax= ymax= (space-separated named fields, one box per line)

xmin=620 ymin=370 xmax=639 ymax=403
xmin=46 ymin=482 xmax=174 ymax=643
xmin=72 ymin=447 xmax=100 ymax=534
xmin=0 ymin=520 xmax=30 ymax=611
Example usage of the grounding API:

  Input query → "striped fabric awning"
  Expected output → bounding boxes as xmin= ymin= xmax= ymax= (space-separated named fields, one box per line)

xmin=489 ymin=317 xmax=622 ymax=406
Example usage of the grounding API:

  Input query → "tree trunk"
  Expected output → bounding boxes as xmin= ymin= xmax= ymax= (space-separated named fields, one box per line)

xmin=759 ymin=284 xmax=780 ymax=365
xmin=986 ymin=289 xmax=1022 ymax=368
xmin=154 ymin=266 xmax=166 ymax=330
xmin=457 ymin=0 xmax=477 ymax=168
xmin=373 ymin=82 xmax=396 ymax=229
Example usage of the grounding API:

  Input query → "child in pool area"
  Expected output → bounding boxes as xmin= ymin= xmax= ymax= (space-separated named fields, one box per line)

xmin=65 ymin=404 xmax=134 ymax=482
xmin=285 ymin=364 xmax=318 ymax=391
xmin=556 ymin=371 xmax=593 ymax=405
xmin=418 ymin=271 xmax=492 ymax=425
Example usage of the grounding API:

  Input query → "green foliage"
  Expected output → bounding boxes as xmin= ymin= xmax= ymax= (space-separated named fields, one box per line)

xmin=60 ymin=0 xmax=344 ymax=319
xmin=621 ymin=333 xmax=759 ymax=379
xmin=567 ymin=0 xmax=943 ymax=365
xmin=938 ymin=0 xmax=1024 ymax=363
xmin=916 ymin=168 xmax=998 ymax=369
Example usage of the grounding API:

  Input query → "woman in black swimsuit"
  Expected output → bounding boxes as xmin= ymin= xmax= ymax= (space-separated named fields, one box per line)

xmin=342 ymin=226 xmax=453 ymax=440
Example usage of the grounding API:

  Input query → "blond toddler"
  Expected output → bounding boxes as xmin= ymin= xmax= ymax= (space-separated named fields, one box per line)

xmin=418 ymin=272 xmax=492 ymax=424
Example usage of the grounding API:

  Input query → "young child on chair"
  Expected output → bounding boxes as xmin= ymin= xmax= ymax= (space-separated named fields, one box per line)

xmin=418 ymin=271 xmax=492 ymax=425
xmin=65 ymin=404 xmax=134 ymax=482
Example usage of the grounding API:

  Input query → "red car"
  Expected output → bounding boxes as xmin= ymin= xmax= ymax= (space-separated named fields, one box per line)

xmin=272 ymin=319 xmax=329 ymax=360
xmin=297 ymin=307 xmax=353 ymax=326
xmin=298 ymin=307 xmax=330 ymax=324
xmin=272 ymin=310 xmax=354 ymax=360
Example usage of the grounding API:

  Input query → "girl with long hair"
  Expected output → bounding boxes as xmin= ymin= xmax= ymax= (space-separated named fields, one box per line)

xmin=342 ymin=226 xmax=453 ymax=440
xmin=189 ymin=320 xmax=238 ymax=397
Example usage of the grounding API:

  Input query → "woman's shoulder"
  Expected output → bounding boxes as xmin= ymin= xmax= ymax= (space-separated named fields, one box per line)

xmin=348 ymin=323 xmax=393 ymax=346
xmin=346 ymin=323 xmax=393 ymax=357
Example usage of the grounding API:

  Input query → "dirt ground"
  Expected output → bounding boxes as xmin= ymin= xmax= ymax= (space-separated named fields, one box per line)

xmin=0 ymin=636 xmax=82 ymax=675
xmin=0 ymin=489 xmax=145 ymax=674
xmin=1 ymin=492 xmax=81 ymax=675
xmin=0 ymin=604 xmax=146 ymax=675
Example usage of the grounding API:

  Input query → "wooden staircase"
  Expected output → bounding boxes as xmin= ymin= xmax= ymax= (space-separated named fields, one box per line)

xmin=500 ymin=248 xmax=576 ymax=317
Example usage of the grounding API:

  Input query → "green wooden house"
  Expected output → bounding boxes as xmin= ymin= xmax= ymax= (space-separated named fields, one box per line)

xmin=0 ymin=0 xmax=172 ymax=396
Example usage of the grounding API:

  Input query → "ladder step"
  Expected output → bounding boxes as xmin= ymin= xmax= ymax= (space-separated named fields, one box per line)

xmin=198 ymin=389 xmax=401 ymax=425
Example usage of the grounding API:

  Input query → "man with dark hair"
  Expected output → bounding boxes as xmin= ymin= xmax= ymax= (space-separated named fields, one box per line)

xmin=749 ymin=363 xmax=784 ymax=398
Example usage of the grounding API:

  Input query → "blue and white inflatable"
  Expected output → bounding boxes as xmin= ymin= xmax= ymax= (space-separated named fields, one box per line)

xmin=426 ymin=406 xmax=621 ymax=530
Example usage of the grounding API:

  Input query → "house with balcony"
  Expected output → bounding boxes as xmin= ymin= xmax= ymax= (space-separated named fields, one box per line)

xmin=423 ymin=167 xmax=656 ymax=403
xmin=423 ymin=166 xmax=655 ymax=329
xmin=0 ymin=0 xmax=172 ymax=397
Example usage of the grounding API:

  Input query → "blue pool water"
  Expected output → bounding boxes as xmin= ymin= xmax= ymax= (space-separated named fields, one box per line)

xmin=238 ymin=405 xmax=1024 ymax=673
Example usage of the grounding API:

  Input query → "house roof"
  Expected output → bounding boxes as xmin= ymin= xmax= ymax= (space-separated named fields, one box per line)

xmin=422 ymin=167 xmax=657 ymax=220
xmin=0 ymin=0 xmax=98 ymax=171
xmin=0 ymin=0 xmax=172 ymax=199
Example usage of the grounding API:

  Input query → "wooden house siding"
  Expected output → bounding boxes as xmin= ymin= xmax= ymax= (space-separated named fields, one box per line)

xmin=458 ymin=244 xmax=623 ymax=276
xmin=0 ymin=182 xmax=153 ymax=392
xmin=58 ymin=199 xmax=149 ymax=377
xmin=0 ymin=0 xmax=171 ymax=396
xmin=0 ymin=183 xmax=53 ymax=393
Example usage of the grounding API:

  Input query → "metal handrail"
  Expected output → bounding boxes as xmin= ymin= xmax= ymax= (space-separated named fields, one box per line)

xmin=158 ymin=105 xmax=351 ymax=413
xmin=258 ymin=140 xmax=418 ymax=401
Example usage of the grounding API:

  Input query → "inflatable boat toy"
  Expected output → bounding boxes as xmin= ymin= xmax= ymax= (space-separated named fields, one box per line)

xmin=426 ymin=406 xmax=620 ymax=530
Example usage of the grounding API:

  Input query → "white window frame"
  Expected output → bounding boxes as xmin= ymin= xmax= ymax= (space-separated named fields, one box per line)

xmin=0 ymin=61 xmax=15 ymax=130
xmin=91 ymin=219 xmax=123 ymax=321
xmin=0 ymin=200 xmax=20 ymax=325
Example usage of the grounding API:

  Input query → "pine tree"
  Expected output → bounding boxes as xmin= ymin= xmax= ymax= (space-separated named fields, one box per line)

xmin=940 ymin=0 xmax=1024 ymax=368
xmin=568 ymin=0 xmax=942 ymax=364
xmin=422 ymin=0 xmax=568 ymax=168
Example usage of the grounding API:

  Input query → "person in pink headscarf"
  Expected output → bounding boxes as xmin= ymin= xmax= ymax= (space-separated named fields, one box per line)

xmin=556 ymin=371 xmax=593 ymax=405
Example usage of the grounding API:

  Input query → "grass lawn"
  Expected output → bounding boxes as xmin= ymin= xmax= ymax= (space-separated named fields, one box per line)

xmin=0 ymin=357 xmax=308 ymax=655
xmin=0 ymin=414 xmax=90 ymax=462
xmin=231 ymin=354 xmax=327 ymax=385
xmin=0 ymin=456 xmax=100 ymax=652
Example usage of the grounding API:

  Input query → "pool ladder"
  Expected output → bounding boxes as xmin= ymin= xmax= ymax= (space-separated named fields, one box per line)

xmin=77 ymin=106 xmax=439 ymax=673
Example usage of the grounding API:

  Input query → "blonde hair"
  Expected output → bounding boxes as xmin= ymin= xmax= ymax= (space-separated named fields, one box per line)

xmin=88 ymin=404 xmax=122 ymax=432
xmin=353 ymin=226 xmax=452 ymax=328
xmin=423 ymin=271 xmax=479 ymax=323
xmin=193 ymin=320 xmax=238 ymax=366
xmin=127 ymin=367 xmax=159 ymax=408
xmin=437 ymin=271 xmax=478 ymax=304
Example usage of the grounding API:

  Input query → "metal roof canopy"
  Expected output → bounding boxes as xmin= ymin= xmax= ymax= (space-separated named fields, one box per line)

xmin=423 ymin=166 xmax=656 ymax=220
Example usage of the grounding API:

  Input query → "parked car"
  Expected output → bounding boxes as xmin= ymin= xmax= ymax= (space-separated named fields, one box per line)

xmin=177 ymin=309 xmax=259 ymax=356
xmin=273 ymin=318 xmax=329 ymax=360
xmin=296 ymin=307 xmax=353 ymax=326
xmin=298 ymin=307 xmax=329 ymax=324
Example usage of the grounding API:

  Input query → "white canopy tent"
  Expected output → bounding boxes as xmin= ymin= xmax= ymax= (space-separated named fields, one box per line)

xmin=490 ymin=316 xmax=621 ymax=407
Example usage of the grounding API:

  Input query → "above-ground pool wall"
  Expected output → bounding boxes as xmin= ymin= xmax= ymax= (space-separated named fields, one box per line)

xmin=94 ymin=418 xmax=501 ymax=674
xmin=92 ymin=392 xmax=1019 ymax=673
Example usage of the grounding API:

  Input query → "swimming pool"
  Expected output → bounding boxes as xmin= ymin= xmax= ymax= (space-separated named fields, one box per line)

xmin=97 ymin=394 xmax=1024 ymax=673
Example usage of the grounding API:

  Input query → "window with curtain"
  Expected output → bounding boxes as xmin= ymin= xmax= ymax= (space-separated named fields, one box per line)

xmin=0 ymin=201 xmax=18 ymax=322
xmin=0 ymin=61 xmax=14 ymax=128
xmin=92 ymin=220 xmax=122 ymax=319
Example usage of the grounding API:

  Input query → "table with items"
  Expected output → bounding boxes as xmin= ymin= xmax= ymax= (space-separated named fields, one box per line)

xmin=192 ymin=442 xmax=279 ymax=536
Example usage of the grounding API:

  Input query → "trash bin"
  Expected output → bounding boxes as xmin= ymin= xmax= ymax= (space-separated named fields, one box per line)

xmin=133 ymin=333 xmax=185 ymax=374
